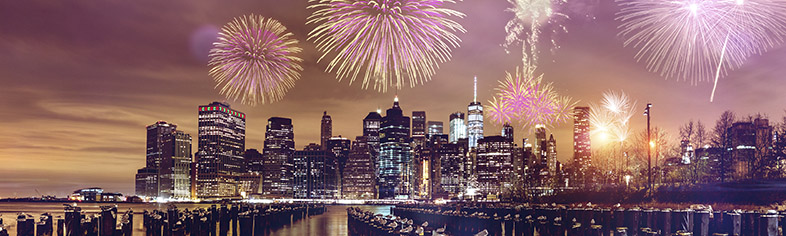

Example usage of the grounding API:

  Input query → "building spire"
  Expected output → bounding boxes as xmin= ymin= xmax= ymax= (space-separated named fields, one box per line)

xmin=473 ymin=76 xmax=477 ymax=102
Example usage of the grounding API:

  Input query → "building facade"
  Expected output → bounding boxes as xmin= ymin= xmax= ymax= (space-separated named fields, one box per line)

xmin=427 ymin=121 xmax=444 ymax=136
xmin=378 ymin=96 xmax=412 ymax=199
xmin=195 ymin=102 xmax=246 ymax=199
xmin=159 ymin=130 xmax=192 ymax=199
xmin=321 ymin=111 xmax=332 ymax=150
xmin=262 ymin=117 xmax=295 ymax=198
xmin=294 ymin=144 xmax=339 ymax=199
xmin=467 ymin=77 xmax=484 ymax=149
xmin=449 ymin=112 xmax=466 ymax=144
xmin=343 ymin=136 xmax=377 ymax=199
xmin=476 ymin=136 xmax=514 ymax=199
xmin=572 ymin=107 xmax=591 ymax=185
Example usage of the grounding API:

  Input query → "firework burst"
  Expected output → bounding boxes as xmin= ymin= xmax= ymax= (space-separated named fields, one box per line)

xmin=208 ymin=14 xmax=303 ymax=106
xmin=486 ymin=67 xmax=576 ymax=130
xmin=589 ymin=91 xmax=636 ymax=144
xmin=307 ymin=0 xmax=466 ymax=92
xmin=504 ymin=0 xmax=569 ymax=70
xmin=616 ymin=0 xmax=786 ymax=101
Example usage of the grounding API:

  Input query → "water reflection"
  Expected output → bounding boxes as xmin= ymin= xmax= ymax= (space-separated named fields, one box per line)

xmin=0 ymin=203 xmax=391 ymax=236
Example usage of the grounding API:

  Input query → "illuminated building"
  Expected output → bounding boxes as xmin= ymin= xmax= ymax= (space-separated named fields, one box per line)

xmin=327 ymin=136 xmax=351 ymax=197
xmin=159 ymin=130 xmax=192 ymax=199
xmin=427 ymin=121 xmax=444 ymax=136
xmin=262 ymin=117 xmax=295 ymax=198
xmin=476 ymin=136 xmax=514 ymax=199
xmin=378 ymin=96 xmax=412 ymax=199
xmin=363 ymin=111 xmax=382 ymax=154
xmin=135 ymin=167 xmax=158 ymax=198
xmin=321 ymin=111 xmax=332 ymax=150
xmin=195 ymin=102 xmax=246 ymax=199
xmin=502 ymin=123 xmax=514 ymax=142
xmin=729 ymin=118 xmax=773 ymax=179
xmin=343 ymin=136 xmax=377 ymax=199
xmin=572 ymin=107 xmax=591 ymax=184
xmin=412 ymin=111 xmax=427 ymax=149
xmin=467 ymin=76 xmax=484 ymax=149
xmin=449 ymin=112 xmax=466 ymax=143
xmin=294 ymin=144 xmax=338 ymax=199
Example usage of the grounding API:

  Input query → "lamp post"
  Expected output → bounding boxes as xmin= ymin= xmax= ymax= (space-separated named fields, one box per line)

xmin=644 ymin=103 xmax=652 ymax=194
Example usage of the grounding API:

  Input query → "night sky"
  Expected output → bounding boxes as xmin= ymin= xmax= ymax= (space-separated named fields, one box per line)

xmin=2 ymin=0 xmax=786 ymax=198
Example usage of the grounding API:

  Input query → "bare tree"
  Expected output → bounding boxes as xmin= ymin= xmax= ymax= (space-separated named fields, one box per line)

xmin=711 ymin=111 xmax=736 ymax=182
xmin=679 ymin=120 xmax=695 ymax=142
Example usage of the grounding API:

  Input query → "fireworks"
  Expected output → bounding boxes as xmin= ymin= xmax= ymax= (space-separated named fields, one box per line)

xmin=504 ymin=0 xmax=569 ymax=69
xmin=307 ymin=0 xmax=466 ymax=92
xmin=486 ymin=67 xmax=576 ymax=129
xmin=208 ymin=14 xmax=303 ymax=106
xmin=589 ymin=91 xmax=636 ymax=144
xmin=616 ymin=0 xmax=786 ymax=101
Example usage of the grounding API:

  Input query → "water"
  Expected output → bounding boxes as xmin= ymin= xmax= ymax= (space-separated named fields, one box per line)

xmin=0 ymin=202 xmax=391 ymax=236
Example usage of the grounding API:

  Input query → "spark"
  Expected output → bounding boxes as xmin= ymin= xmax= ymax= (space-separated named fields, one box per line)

xmin=616 ymin=0 xmax=786 ymax=101
xmin=590 ymin=91 xmax=636 ymax=145
xmin=504 ymin=0 xmax=569 ymax=69
xmin=208 ymin=14 xmax=303 ymax=106
xmin=307 ymin=0 xmax=466 ymax=92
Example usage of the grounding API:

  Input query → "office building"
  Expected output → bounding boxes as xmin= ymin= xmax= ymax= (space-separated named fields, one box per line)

xmin=378 ymin=96 xmax=412 ymax=199
xmin=427 ymin=121 xmax=444 ymax=136
xmin=321 ymin=111 xmax=332 ymax=149
xmin=262 ymin=117 xmax=295 ymax=198
xmin=294 ymin=144 xmax=339 ymax=199
xmin=467 ymin=76 xmax=484 ymax=148
xmin=343 ymin=136 xmax=377 ymax=199
xmin=449 ymin=112 xmax=466 ymax=143
xmin=476 ymin=136 xmax=514 ymax=199
xmin=572 ymin=107 xmax=591 ymax=184
xmin=195 ymin=102 xmax=246 ymax=199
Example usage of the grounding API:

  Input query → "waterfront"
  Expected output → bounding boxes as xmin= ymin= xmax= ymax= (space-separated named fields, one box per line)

xmin=0 ymin=203 xmax=391 ymax=236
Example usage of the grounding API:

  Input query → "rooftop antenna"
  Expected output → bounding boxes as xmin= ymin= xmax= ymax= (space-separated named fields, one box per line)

xmin=473 ymin=76 xmax=477 ymax=102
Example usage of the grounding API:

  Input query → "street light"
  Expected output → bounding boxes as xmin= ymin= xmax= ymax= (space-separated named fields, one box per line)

xmin=644 ymin=103 xmax=652 ymax=195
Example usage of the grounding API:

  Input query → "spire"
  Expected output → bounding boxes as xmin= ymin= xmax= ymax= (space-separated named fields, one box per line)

xmin=473 ymin=76 xmax=477 ymax=102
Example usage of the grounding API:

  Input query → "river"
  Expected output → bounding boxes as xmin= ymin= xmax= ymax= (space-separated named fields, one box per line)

xmin=0 ymin=202 xmax=392 ymax=236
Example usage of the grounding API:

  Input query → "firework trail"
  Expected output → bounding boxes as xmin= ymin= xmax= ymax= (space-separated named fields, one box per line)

xmin=486 ymin=67 xmax=576 ymax=130
xmin=208 ymin=14 xmax=303 ymax=106
xmin=307 ymin=0 xmax=466 ymax=92
xmin=504 ymin=0 xmax=569 ymax=71
xmin=616 ymin=0 xmax=786 ymax=102
xmin=589 ymin=90 xmax=636 ymax=144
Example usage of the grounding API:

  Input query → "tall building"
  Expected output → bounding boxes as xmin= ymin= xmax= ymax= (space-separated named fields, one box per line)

xmin=436 ymin=142 xmax=466 ymax=197
xmin=262 ymin=117 xmax=295 ymax=198
xmin=159 ymin=130 xmax=192 ymax=199
xmin=294 ymin=144 xmax=339 ymax=199
xmin=476 ymin=136 xmax=514 ymax=199
xmin=363 ymin=111 xmax=382 ymax=154
xmin=729 ymin=118 xmax=773 ymax=179
xmin=343 ymin=136 xmax=377 ymax=199
xmin=327 ymin=136 xmax=351 ymax=197
xmin=244 ymin=149 xmax=263 ymax=174
xmin=572 ymin=107 xmax=591 ymax=184
xmin=412 ymin=111 xmax=427 ymax=149
xmin=321 ymin=111 xmax=332 ymax=149
xmin=427 ymin=121 xmax=444 ymax=136
xmin=533 ymin=125 xmax=551 ymax=187
xmin=378 ymin=96 xmax=412 ymax=199
xmin=195 ymin=102 xmax=246 ymax=199
xmin=467 ymin=76 xmax=484 ymax=149
xmin=502 ymin=123 xmax=514 ymax=142
xmin=547 ymin=135 xmax=558 ymax=177
xmin=136 ymin=120 xmax=192 ymax=199
xmin=449 ymin=112 xmax=466 ymax=143
xmin=135 ymin=167 xmax=158 ymax=198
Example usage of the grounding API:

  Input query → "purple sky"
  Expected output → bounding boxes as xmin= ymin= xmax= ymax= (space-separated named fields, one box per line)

xmin=1 ymin=0 xmax=785 ymax=198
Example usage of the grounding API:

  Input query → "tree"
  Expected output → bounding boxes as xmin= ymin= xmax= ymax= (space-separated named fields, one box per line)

xmin=711 ymin=111 xmax=735 ymax=182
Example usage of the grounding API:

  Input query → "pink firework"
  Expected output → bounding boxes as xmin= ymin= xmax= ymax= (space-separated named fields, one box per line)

xmin=486 ymin=67 xmax=576 ymax=130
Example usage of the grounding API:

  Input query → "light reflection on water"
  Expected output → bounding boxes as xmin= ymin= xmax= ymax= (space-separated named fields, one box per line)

xmin=0 ymin=202 xmax=392 ymax=236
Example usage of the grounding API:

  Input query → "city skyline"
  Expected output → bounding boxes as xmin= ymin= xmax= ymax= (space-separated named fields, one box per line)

xmin=2 ymin=0 xmax=786 ymax=198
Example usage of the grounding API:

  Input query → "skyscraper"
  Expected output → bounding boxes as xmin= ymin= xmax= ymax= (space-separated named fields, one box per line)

xmin=533 ymin=125 xmax=551 ymax=187
xmin=343 ymin=136 xmax=377 ymax=199
xmin=502 ymin=123 xmax=514 ymax=142
xmin=363 ymin=111 xmax=382 ymax=154
xmin=476 ymin=136 xmax=514 ymax=198
xmin=378 ymin=96 xmax=412 ymax=199
xmin=195 ymin=102 xmax=246 ymax=199
xmin=412 ymin=111 xmax=427 ymax=149
xmin=427 ymin=121 xmax=444 ymax=136
xmin=244 ymin=149 xmax=263 ymax=174
xmin=262 ymin=117 xmax=295 ymax=198
xmin=467 ymin=76 xmax=484 ymax=148
xmin=449 ymin=112 xmax=466 ymax=143
xmin=547 ymin=134 xmax=558 ymax=177
xmin=321 ymin=111 xmax=332 ymax=149
xmin=146 ymin=121 xmax=177 ymax=171
xmin=327 ymin=136 xmax=351 ymax=197
xmin=159 ymin=130 xmax=192 ymax=199
xmin=294 ymin=144 xmax=338 ymax=199
xmin=572 ymin=107 xmax=591 ymax=184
